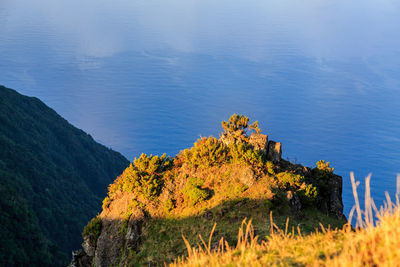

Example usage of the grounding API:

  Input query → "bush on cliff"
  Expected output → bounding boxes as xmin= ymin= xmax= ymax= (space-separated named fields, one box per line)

xmin=108 ymin=153 xmax=172 ymax=200
xmin=228 ymin=142 xmax=265 ymax=168
xmin=180 ymin=137 xmax=229 ymax=168
xmin=276 ymin=171 xmax=318 ymax=206
xmin=221 ymin=113 xmax=261 ymax=139
xmin=82 ymin=216 xmax=102 ymax=246
xmin=182 ymin=177 xmax=211 ymax=204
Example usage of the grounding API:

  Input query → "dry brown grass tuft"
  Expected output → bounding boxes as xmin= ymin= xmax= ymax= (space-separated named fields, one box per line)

xmin=171 ymin=173 xmax=400 ymax=267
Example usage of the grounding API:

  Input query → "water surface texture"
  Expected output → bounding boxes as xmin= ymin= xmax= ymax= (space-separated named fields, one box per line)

xmin=1 ymin=0 xmax=400 ymax=215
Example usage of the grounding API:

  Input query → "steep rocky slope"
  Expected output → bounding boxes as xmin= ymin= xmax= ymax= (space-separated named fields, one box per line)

xmin=0 ymin=86 xmax=129 ymax=266
xmin=72 ymin=114 xmax=346 ymax=267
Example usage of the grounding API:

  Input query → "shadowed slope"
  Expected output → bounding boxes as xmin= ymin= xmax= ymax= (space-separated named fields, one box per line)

xmin=172 ymin=174 xmax=400 ymax=267
xmin=0 ymin=86 xmax=129 ymax=266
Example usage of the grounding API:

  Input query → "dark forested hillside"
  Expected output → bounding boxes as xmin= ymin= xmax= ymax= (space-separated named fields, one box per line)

xmin=0 ymin=86 xmax=129 ymax=266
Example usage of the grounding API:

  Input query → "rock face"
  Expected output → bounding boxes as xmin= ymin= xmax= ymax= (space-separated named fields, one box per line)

xmin=71 ymin=193 xmax=147 ymax=267
xmin=278 ymin=159 xmax=344 ymax=219
xmin=219 ymin=133 xmax=237 ymax=146
xmin=70 ymin=250 xmax=92 ymax=267
xmin=82 ymin=237 xmax=95 ymax=257
xmin=248 ymin=133 xmax=268 ymax=155
xmin=322 ymin=174 xmax=344 ymax=219
xmin=267 ymin=141 xmax=282 ymax=162
xmin=220 ymin=132 xmax=282 ymax=162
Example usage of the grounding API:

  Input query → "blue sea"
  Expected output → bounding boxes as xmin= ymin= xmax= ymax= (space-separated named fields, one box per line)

xmin=1 ymin=0 xmax=400 ymax=216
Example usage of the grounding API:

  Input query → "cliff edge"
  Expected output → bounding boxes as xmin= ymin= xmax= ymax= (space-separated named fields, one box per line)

xmin=72 ymin=114 xmax=346 ymax=267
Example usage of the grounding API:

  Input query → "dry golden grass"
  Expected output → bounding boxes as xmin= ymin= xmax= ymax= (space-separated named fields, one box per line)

xmin=171 ymin=173 xmax=400 ymax=267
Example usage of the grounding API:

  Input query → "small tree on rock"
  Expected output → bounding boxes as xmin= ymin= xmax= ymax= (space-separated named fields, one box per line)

xmin=221 ymin=114 xmax=261 ymax=140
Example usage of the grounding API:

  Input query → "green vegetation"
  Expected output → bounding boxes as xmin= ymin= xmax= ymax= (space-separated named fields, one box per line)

xmin=108 ymin=153 xmax=172 ymax=200
xmin=89 ymin=114 xmax=346 ymax=266
xmin=181 ymin=137 xmax=229 ymax=168
xmin=317 ymin=160 xmax=334 ymax=173
xmin=0 ymin=86 xmax=129 ymax=266
xmin=228 ymin=142 xmax=265 ymax=168
xmin=183 ymin=177 xmax=211 ymax=204
xmin=276 ymin=171 xmax=318 ymax=206
xmin=221 ymin=113 xmax=261 ymax=138
xmin=82 ymin=216 xmax=102 ymax=246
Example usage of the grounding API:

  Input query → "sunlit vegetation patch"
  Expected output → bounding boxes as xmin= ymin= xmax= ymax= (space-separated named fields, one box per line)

xmin=181 ymin=137 xmax=229 ymax=168
xmin=221 ymin=113 xmax=261 ymax=139
xmin=276 ymin=171 xmax=318 ymax=206
xmin=108 ymin=153 xmax=173 ymax=200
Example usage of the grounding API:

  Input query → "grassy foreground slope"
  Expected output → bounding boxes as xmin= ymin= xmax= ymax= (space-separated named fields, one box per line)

xmin=78 ymin=114 xmax=347 ymax=266
xmin=0 ymin=86 xmax=129 ymax=266
xmin=172 ymin=174 xmax=400 ymax=267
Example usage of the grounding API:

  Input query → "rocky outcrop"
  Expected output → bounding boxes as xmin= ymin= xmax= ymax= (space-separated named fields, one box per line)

xmin=220 ymin=132 xmax=282 ymax=163
xmin=267 ymin=141 xmax=282 ymax=162
xmin=318 ymin=174 xmax=344 ymax=219
xmin=219 ymin=133 xmax=237 ymax=146
xmin=70 ymin=250 xmax=92 ymax=267
xmin=248 ymin=133 xmax=268 ymax=155
xmin=71 ymin=193 xmax=147 ymax=267
xmin=278 ymin=159 xmax=344 ymax=219
xmin=82 ymin=237 xmax=95 ymax=257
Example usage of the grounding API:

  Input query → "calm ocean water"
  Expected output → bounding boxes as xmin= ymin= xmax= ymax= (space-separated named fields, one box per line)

xmin=1 ymin=0 xmax=400 ymax=216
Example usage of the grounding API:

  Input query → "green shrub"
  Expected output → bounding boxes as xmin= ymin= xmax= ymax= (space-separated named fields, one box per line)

xmin=181 ymin=137 xmax=229 ymax=168
xmin=109 ymin=154 xmax=172 ymax=200
xmin=229 ymin=143 xmax=265 ymax=168
xmin=266 ymin=161 xmax=276 ymax=175
xmin=297 ymin=184 xmax=318 ymax=206
xmin=130 ymin=199 xmax=145 ymax=209
xmin=221 ymin=114 xmax=261 ymax=138
xmin=82 ymin=216 xmax=102 ymax=246
xmin=134 ymin=153 xmax=172 ymax=174
xmin=102 ymin=196 xmax=111 ymax=210
xmin=316 ymin=160 xmax=334 ymax=173
xmin=313 ymin=160 xmax=335 ymax=198
xmin=234 ymin=183 xmax=249 ymax=195
xmin=276 ymin=172 xmax=318 ymax=206
xmin=163 ymin=199 xmax=175 ymax=213
xmin=183 ymin=177 xmax=211 ymax=204
xmin=276 ymin=172 xmax=305 ymax=189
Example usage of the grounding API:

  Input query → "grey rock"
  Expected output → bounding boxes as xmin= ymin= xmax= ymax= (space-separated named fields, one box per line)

xmin=125 ymin=214 xmax=144 ymax=251
xmin=239 ymin=166 xmax=256 ymax=187
xmin=82 ymin=236 xmax=95 ymax=257
xmin=248 ymin=133 xmax=268 ymax=155
xmin=69 ymin=249 xmax=92 ymax=267
xmin=219 ymin=133 xmax=237 ymax=146
xmin=286 ymin=191 xmax=302 ymax=213
xmin=94 ymin=208 xmax=145 ymax=267
xmin=328 ymin=174 xmax=344 ymax=219
xmin=267 ymin=141 xmax=282 ymax=162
